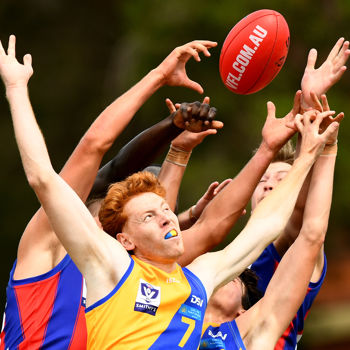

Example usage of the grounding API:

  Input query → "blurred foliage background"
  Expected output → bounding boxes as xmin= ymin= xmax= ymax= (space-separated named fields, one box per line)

xmin=0 ymin=0 xmax=350 ymax=348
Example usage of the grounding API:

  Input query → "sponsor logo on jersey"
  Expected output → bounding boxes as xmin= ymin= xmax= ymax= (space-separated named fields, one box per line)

xmin=178 ymin=294 xmax=205 ymax=321
xmin=200 ymin=336 xmax=225 ymax=349
xmin=191 ymin=294 xmax=204 ymax=307
xmin=134 ymin=279 xmax=161 ymax=316
xmin=179 ymin=304 xmax=202 ymax=321
xmin=200 ymin=327 xmax=229 ymax=349
xmin=208 ymin=329 xmax=227 ymax=340
xmin=166 ymin=277 xmax=180 ymax=284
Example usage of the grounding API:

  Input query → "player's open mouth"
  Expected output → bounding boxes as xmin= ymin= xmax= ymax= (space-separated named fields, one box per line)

xmin=164 ymin=229 xmax=178 ymax=240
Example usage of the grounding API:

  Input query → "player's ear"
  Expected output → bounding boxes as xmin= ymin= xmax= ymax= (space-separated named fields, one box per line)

xmin=117 ymin=232 xmax=135 ymax=251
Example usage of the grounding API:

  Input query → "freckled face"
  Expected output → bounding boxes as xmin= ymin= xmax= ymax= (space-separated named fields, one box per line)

xmin=251 ymin=162 xmax=292 ymax=211
xmin=122 ymin=192 xmax=183 ymax=263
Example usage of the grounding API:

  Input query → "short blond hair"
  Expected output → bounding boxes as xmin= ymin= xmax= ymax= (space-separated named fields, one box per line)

xmin=272 ymin=140 xmax=295 ymax=165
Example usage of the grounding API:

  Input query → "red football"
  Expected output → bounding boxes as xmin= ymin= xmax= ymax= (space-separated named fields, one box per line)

xmin=219 ymin=9 xmax=290 ymax=94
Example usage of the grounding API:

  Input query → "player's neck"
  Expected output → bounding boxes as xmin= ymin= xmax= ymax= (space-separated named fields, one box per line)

xmin=204 ymin=301 xmax=237 ymax=324
xmin=134 ymin=254 xmax=178 ymax=274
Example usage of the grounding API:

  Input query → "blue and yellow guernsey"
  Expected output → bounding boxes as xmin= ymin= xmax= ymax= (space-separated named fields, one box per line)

xmin=200 ymin=321 xmax=246 ymax=350
xmin=85 ymin=255 xmax=207 ymax=349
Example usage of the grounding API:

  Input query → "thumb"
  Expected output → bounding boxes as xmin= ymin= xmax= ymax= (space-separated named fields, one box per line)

xmin=211 ymin=120 xmax=224 ymax=129
xmin=333 ymin=112 xmax=344 ymax=124
xmin=202 ymin=96 xmax=210 ymax=104
xmin=322 ymin=122 xmax=339 ymax=142
xmin=185 ymin=78 xmax=204 ymax=94
xmin=165 ymin=98 xmax=176 ymax=113
xmin=266 ymin=101 xmax=276 ymax=119
xmin=196 ymin=129 xmax=217 ymax=140
xmin=23 ymin=53 xmax=32 ymax=67
xmin=292 ymin=90 xmax=302 ymax=114
xmin=285 ymin=121 xmax=297 ymax=130
xmin=306 ymin=48 xmax=317 ymax=71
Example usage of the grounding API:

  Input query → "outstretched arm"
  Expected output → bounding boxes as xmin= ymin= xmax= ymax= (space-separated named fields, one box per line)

xmin=1 ymin=36 xmax=129 ymax=305
xmin=159 ymin=129 xmax=218 ymax=209
xmin=305 ymin=94 xmax=342 ymax=283
xmin=272 ymin=133 xmax=311 ymax=256
xmin=92 ymin=96 xmax=222 ymax=199
xmin=274 ymin=94 xmax=343 ymax=256
xmin=237 ymin=111 xmax=340 ymax=349
xmin=301 ymin=37 xmax=350 ymax=110
xmin=187 ymin=109 xmax=339 ymax=297
xmin=157 ymin=98 xmax=220 ymax=210
xmin=89 ymin=114 xmax=182 ymax=199
xmin=89 ymin=40 xmax=218 ymax=198
xmin=13 ymin=39 xmax=217 ymax=277
xmin=179 ymin=92 xmax=301 ymax=266
xmin=53 ymin=41 xmax=219 ymax=204
xmin=274 ymin=39 xmax=350 ymax=255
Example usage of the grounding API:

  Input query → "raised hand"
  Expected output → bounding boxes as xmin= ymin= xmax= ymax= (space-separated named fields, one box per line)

xmin=155 ymin=40 xmax=217 ymax=93
xmin=302 ymin=92 xmax=344 ymax=146
xmin=172 ymin=100 xmax=223 ymax=133
xmin=191 ymin=179 xmax=233 ymax=219
xmin=296 ymin=109 xmax=339 ymax=158
xmin=317 ymin=94 xmax=344 ymax=145
xmin=166 ymin=96 xmax=223 ymax=133
xmin=301 ymin=38 xmax=350 ymax=110
xmin=0 ymin=35 xmax=33 ymax=89
xmin=164 ymin=96 xmax=220 ymax=151
xmin=165 ymin=96 xmax=210 ymax=113
xmin=170 ymin=128 xmax=217 ymax=152
xmin=261 ymin=90 xmax=301 ymax=153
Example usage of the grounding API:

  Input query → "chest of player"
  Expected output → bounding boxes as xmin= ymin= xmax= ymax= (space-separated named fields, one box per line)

xmin=86 ymin=256 xmax=207 ymax=349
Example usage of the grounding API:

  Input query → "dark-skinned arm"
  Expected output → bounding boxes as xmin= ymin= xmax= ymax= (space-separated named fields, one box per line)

xmin=89 ymin=113 xmax=182 ymax=198
xmin=90 ymin=100 xmax=223 ymax=199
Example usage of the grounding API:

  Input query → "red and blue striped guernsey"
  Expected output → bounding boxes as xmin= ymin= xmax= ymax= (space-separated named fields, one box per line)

xmin=251 ymin=243 xmax=327 ymax=350
xmin=0 ymin=254 xmax=87 ymax=349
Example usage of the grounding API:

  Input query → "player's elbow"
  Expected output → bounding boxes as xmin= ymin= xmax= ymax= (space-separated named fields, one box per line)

xmin=27 ymin=165 xmax=54 ymax=192
xmin=300 ymin=220 xmax=327 ymax=246
xmin=80 ymin=130 xmax=112 ymax=156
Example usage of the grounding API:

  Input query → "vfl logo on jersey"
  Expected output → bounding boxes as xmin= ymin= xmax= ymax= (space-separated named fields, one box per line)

xmin=134 ymin=279 xmax=161 ymax=316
